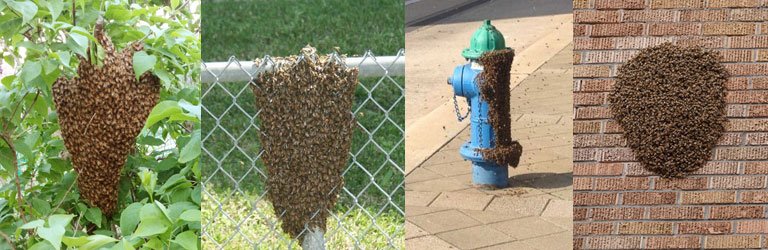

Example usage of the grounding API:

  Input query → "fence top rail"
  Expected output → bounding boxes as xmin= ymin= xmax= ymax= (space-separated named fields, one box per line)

xmin=201 ymin=55 xmax=405 ymax=83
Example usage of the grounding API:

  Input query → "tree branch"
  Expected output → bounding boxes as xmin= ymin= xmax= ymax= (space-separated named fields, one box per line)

xmin=17 ymin=90 xmax=40 ymax=124
xmin=0 ymin=230 xmax=15 ymax=250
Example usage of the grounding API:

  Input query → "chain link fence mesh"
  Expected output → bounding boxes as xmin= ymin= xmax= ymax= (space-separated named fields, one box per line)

xmin=200 ymin=50 xmax=405 ymax=249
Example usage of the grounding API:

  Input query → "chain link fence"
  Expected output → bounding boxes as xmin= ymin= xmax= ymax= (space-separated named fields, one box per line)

xmin=200 ymin=50 xmax=405 ymax=249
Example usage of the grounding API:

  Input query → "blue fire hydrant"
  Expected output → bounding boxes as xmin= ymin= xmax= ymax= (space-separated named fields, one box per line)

xmin=448 ymin=20 xmax=512 ymax=188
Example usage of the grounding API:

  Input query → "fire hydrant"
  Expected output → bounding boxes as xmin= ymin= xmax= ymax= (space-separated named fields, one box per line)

xmin=449 ymin=19 xmax=512 ymax=188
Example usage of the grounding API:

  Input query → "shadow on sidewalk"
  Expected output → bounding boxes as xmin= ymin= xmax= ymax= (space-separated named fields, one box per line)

xmin=508 ymin=172 xmax=572 ymax=189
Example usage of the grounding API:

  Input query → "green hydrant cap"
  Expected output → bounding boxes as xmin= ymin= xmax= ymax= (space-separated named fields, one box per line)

xmin=462 ymin=19 xmax=506 ymax=60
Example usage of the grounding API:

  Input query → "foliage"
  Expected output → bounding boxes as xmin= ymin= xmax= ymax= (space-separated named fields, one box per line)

xmin=0 ymin=0 xmax=200 ymax=249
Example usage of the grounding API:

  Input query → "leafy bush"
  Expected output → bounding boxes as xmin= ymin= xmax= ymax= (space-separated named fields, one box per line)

xmin=0 ymin=0 xmax=200 ymax=249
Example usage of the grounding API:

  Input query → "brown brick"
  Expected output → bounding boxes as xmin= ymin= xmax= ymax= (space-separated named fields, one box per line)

xmin=622 ymin=192 xmax=676 ymax=205
xmin=574 ymin=148 xmax=598 ymax=161
xmin=717 ymin=132 xmax=743 ymax=145
xmin=600 ymin=148 xmax=635 ymax=162
xmin=679 ymin=9 xmax=729 ymax=22
xmin=727 ymin=105 xmax=747 ymax=117
xmin=574 ymin=92 xmax=607 ymax=105
xmin=575 ymin=24 xmax=588 ymax=36
xmin=591 ymin=207 xmax=644 ymax=220
xmin=654 ymin=177 xmax=708 ymax=190
xmin=617 ymin=37 xmax=675 ymax=49
xmin=649 ymin=206 xmax=705 ymax=220
xmin=757 ymin=49 xmax=768 ymax=61
xmin=746 ymin=132 xmax=768 ymax=145
xmin=708 ymin=0 xmax=759 ymax=8
xmin=740 ymin=190 xmax=768 ymax=203
xmin=574 ymin=163 xmax=624 ymax=176
xmin=574 ymin=238 xmax=584 ymax=250
xmin=678 ymin=222 xmax=733 ymax=234
xmin=574 ymin=222 xmax=614 ymax=235
xmin=576 ymin=106 xmax=612 ymax=119
xmin=574 ymin=177 xmax=593 ymax=190
xmin=573 ymin=0 xmax=590 ymax=9
xmin=732 ymin=9 xmax=768 ymax=21
xmin=649 ymin=23 xmax=701 ymax=36
xmin=591 ymin=24 xmax=644 ymax=37
xmin=645 ymin=236 xmax=701 ymax=249
xmin=574 ymin=208 xmax=588 ymax=220
xmin=727 ymin=77 xmax=749 ymax=90
xmin=744 ymin=161 xmax=768 ymax=174
xmin=681 ymin=191 xmax=737 ymax=204
xmin=617 ymin=222 xmax=673 ymax=235
xmin=574 ymin=193 xmax=618 ymax=206
xmin=574 ymin=121 xmax=602 ymax=134
xmin=748 ymin=105 xmax=768 ymax=117
xmin=574 ymin=65 xmax=611 ymax=78
xmin=753 ymin=77 xmax=768 ymax=89
xmin=703 ymin=23 xmax=756 ymax=36
xmin=573 ymin=52 xmax=582 ymax=64
xmin=727 ymin=63 xmax=768 ymax=76
xmin=595 ymin=177 xmax=650 ymax=190
xmin=604 ymin=121 xmax=623 ymax=133
xmin=705 ymin=235 xmax=761 ymax=249
xmin=594 ymin=0 xmax=645 ymax=9
xmin=579 ymin=79 xmax=615 ymax=92
xmin=575 ymin=10 xmax=620 ymax=23
xmin=730 ymin=36 xmax=768 ymax=48
xmin=714 ymin=147 xmax=768 ymax=160
xmin=574 ymin=37 xmax=616 ymax=50
xmin=712 ymin=176 xmax=765 ymax=189
xmin=586 ymin=237 xmax=642 ymax=249
xmin=583 ymin=50 xmax=639 ymax=64
xmin=761 ymin=24 xmax=768 ymax=34
xmin=574 ymin=134 xmax=626 ymax=147
xmin=622 ymin=9 xmax=674 ymax=22
xmin=709 ymin=206 xmax=764 ymax=219
xmin=676 ymin=36 xmax=727 ymax=48
xmin=624 ymin=164 xmax=654 ymax=177
xmin=726 ymin=119 xmax=768 ymax=131
xmin=692 ymin=161 xmax=739 ymax=175
xmin=650 ymin=0 xmax=704 ymax=8
xmin=727 ymin=91 xmax=768 ymax=103
xmin=711 ymin=49 xmax=753 ymax=62
xmin=736 ymin=220 xmax=768 ymax=233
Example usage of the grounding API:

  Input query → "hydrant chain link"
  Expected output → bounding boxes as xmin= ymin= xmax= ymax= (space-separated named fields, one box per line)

xmin=453 ymin=94 xmax=471 ymax=122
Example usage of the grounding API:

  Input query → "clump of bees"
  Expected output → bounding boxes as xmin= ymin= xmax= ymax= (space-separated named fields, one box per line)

xmin=251 ymin=46 xmax=357 ymax=242
xmin=52 ymin=20 xmax=160 ymax=216
xmin=476 ymin=49 xmax=523 ymax=167
xmin=609 ymin=43 xmax=727 ymax=178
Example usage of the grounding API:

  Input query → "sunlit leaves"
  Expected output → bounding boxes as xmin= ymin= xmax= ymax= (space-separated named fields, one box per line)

xmin=4 ymin=0 xmax=37 ymax=24
xmin=132 ymin=51 xmax=156 ymax=81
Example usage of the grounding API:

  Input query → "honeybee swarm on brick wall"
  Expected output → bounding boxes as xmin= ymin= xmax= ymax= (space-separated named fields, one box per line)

xmin=609 ymin=43 xmax=727 ymax=178
xmin=476 ymin=49 xmax=523 ymax=168
xmin=52 ymin=22 xmax=160 ymax=216
xmin=251 ymin=46 xmax=358 ymax=242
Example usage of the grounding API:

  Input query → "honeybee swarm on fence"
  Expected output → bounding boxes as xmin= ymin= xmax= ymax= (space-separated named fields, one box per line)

xmin=52 ymin=23 xmax=160 ymax=216
xmin=609 ymin=43 xmax=727 ymax=178
xmin=476 ymin=49 xmax=523 ymax=167
xmin=251 ymin=46 xmax=358 ymax=242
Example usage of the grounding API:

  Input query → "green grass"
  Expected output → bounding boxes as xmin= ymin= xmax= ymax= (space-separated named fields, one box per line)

xmin=202 ymin=0 xmax=405 ymax=61
xmin=201 ymin=0 xmax=404 ymax=247
xmin=202 ymin=189 xmax=405 ymax=249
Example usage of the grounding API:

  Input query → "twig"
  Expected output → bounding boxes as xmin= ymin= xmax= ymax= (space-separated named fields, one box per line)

xmin=3 ymin=92 xmax=29 ymax=132
xmin=0 ymin=136 xmax=27 ymax=224
xmin=72 ymin=0 xmax=76 ymax=26
xmin=0 ymin=230 xmax=15 ymax=250
xmin=17 ymin=90 xmax=40 ymax=124
xmin=46 ymin=179 xmax=76 ymax=219
xmin=82 ymin=113 xmax=96 ymax=135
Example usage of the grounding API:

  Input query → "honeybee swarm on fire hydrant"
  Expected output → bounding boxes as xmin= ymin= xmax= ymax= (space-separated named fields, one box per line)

xmin=251 ymin=46 xmax=358 ymax=243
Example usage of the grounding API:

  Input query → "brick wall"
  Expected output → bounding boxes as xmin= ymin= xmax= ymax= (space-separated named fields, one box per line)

xmin=573 ymin=0 xmax=768 ymax=249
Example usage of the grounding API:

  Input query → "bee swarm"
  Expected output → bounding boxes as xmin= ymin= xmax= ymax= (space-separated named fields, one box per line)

xmin=476 ymin=49 xmax=523 ymax=168
xmin=609 ymin=43 xmax=727 ymax=178
xmin=251 ymin=46 xmax=358 ymax=242
xmin=52 ymin=22 xmax=160 ymax=216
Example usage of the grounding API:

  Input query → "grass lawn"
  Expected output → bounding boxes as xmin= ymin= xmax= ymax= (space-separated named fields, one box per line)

xmin=201 ymin=0 xmax=404 ymax=248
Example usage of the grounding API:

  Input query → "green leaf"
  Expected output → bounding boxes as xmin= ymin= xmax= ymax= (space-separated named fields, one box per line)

xmin=179 ymin=210 xmax=200 ymax=222
xmin=132 ymin=51 xmax=156 ymax=81
xmin=45 ymin=0 xmax=63 ymax=21
xmin=109 ymin=239 xmax=135 ymax=250
xmin=172 ymin=231 xmax=198 ymax=250
xmin=151 ymin=68 xmax=172 ymax=88
xmin=144 ymin=100 xmax=181 ymax=128
xmin=20 ymin=219 xmax=44 ymax=229
xmin=62 ymin=236 xmax=88 ymax=247
xmin=48 ymin=214 xmax=74 ymax=228
xmin=179 ymin=129 xmax=200 ymax=163
xmin=28 ymin=241 xmax=55 ymax=250
xmin=79 ymin=235 xmax=117 ymax=250
xmin=54 ymin=51 xmax=71 ymax=69
xmin=105 ymin=4 xmax=131 ymax=21
xmin=20 ymin=61 xmax=42 ymax=84
xmin=85 ymin=207 xmax=102 ymax=228
xmin=66 ymin=36 xmax=87 ymax=58
xmin=170 ymin=0 xmax=180 ymax=9
xmin=38 ymin=226 xmax=65 ymax=250
xmin=133 ymin=204 xmax=170 ymax=237
xmin=5 ymin=0 xmax=37 ymax=24
xmin=119 ymin=203 xmax=141 ymax=235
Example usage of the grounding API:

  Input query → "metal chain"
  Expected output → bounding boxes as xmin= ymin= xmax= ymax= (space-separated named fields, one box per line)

xmin=453 ymin=94 xmax=471 ymax=122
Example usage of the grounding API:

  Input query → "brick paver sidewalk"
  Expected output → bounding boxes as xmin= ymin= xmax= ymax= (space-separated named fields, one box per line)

xmin=405 ymin=44 xmax=574 ymax=250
